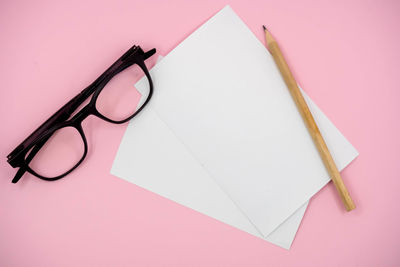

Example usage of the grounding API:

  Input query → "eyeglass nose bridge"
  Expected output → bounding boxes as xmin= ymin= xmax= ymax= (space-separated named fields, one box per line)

xmin=70 ymin=104 xmax=93 ymax=123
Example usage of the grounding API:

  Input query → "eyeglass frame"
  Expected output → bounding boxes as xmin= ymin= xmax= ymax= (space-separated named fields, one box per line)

xmin=7 ymin=45 xmax=156 ymax=183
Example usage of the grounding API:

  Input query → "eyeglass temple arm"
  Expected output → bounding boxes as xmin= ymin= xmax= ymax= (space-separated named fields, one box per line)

xmin=144 ymin=48 xmax=156 ymax=60
xmin=9 ymin=84 xmax=95 ymax=154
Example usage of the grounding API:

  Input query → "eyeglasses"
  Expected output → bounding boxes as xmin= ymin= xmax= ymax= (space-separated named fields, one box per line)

xmin=7 ymin=45 xmax=156 ymax=183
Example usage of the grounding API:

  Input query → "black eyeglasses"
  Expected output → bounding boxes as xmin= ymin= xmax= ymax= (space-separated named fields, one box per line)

xmin=7 ymin=45 xmax=156 ymax=183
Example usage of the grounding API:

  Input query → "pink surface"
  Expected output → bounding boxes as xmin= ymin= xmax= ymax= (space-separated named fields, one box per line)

xmin=1 ymin=0 xmax=399 ymax=266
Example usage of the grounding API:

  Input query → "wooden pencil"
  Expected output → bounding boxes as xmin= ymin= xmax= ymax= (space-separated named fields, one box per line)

xmin=263 ymin=25 xmax=356 ymax=211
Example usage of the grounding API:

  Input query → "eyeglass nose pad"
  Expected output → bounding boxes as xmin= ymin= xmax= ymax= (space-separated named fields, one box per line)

xmin=143 ymin=48 xmax=156 ymax=60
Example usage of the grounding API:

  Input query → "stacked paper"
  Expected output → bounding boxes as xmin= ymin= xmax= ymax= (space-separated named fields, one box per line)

xmin=111 ymin=6 xmax=358 ymax=249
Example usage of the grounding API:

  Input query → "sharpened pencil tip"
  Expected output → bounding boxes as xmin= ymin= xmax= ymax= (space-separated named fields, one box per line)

xmin=263 ymin=25 xmax=267 ymax=31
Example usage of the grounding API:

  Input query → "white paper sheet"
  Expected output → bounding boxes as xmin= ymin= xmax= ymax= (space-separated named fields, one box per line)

xmin=111 ymin=6 xmax=358 ymax=249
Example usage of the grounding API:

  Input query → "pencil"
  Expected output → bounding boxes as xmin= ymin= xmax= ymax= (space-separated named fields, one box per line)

xmin=263 ymin=25 xmax=356 ymax=211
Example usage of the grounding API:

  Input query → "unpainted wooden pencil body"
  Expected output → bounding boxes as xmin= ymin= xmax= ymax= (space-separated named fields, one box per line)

xmin=263 ymin=27 xmax=356 ymax=211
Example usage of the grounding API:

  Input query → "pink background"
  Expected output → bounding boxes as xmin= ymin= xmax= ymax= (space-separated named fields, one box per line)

xmin=1 ymin=0 xmax=400 ymax=266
